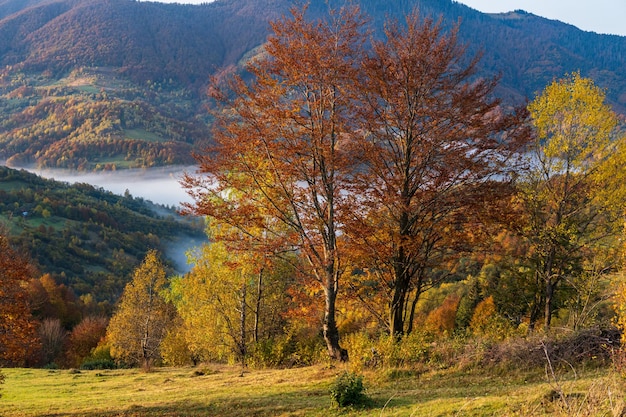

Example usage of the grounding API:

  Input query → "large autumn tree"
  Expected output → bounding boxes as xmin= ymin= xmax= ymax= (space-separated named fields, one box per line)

xmin=348 ymin=12 xmax=530 ymax=336
xmin=182 ymin=6 xmax=367 ymax=361
xmin=0 ymin=230 xmax=40 ymax=366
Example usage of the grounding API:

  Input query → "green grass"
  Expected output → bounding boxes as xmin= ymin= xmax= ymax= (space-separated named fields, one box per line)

xmin=124 ymin=129 xmax=165 ymax=143
xmin=0 ymin=180 xmax=29 ymax=192
xmin=1 ymin=365 xmax=623 ymax=416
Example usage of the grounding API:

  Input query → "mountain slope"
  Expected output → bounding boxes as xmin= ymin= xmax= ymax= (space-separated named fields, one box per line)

xmin=0 ymin=0 xmax=624 ymax=170
xmin=0 ymin=165 xmax=205 ymax=302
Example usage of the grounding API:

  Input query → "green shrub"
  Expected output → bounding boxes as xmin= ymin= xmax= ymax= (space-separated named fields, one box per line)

xmin=251 ymin=335 xmax=297 ymax=368
xmin=80 ymin=358 xmax=117 ymax=370
xmin=329 ymin=371 xmax=368 ymax=408
xmin=80 ymin=343 xmax=118 ymax=369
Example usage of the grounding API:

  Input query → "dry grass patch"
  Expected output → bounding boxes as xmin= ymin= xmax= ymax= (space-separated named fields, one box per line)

xmin=0 ymin=365 xmax=623 ymax=416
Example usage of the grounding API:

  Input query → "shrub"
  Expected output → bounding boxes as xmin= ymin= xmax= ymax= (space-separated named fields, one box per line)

xmin=342 ymin=332 xmax=376 ymax=372
xmin=80 ymin=342 xmax=119 ymax=369
xmin=80 ymin=358 xmax=117 ymax=370
xmin=250 ymin=329 xmax=325 ymax=368
xmin=329 ymin=371 xmax=369 ymax=408
xmin=251 ymin=335 xmax=297 ymax=368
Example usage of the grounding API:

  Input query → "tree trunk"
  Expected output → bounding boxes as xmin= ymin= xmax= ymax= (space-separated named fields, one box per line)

xmin=406 ymin=282 xmax=423 ymax=335
xmin=254 ymin=268 xmax=263 ymax=343
xmin=528 ymin=294 xmax=543 ymax=333
xmin=544 ymin=280 xmax=554 ymax=333
xmin=389 ymin=283 xmax=406 ymax=337
xmin=323 ymin=282 xmax=347 ymax=362
xmin=389 ymin=208 xmax=412 ymax=337
xmin=239 ymin=279 xmax=247 ymax=375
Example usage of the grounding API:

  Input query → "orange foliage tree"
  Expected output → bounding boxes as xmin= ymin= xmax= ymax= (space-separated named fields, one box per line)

xmin=65 ymin=316 xmax=109 ymax=368
xmin=184 ymin=6 xmax=530 ymax=356
xmin=0 ymin=231 xmax=40 ymax=365
xmin=182 ymin=5 xmax=367 ymax=361
xmin=348 ymin=12 xmax=530 ymax=336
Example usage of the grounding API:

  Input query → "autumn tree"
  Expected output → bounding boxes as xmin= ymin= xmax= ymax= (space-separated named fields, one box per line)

xmin=182 ymin=5 xmax=367 ymax=361
xmin=348 ymin=12 xmax=529 ymax=336
xmin=39 ymin=318 xmax=66 ymax=366
xmin=169 ymin=225 xmax=295 ymax=367
xmin=106 ymin=250 xmax=174 ymax=370
xmin=65 ymin=316 xmax=109 ymax=368
xmin=0 ymin=230 xmax=40 ymax=366
xmin=518 ymin=73 xmax=620 ymax=332
xmin=171 ymin=241 xmax=252 ymax=366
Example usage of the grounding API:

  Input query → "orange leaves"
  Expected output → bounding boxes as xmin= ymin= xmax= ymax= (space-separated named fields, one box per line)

xmin=0 ymin=232 xmax=40 ymax=365
xmin=184 ymin=5 xmax=530 ymax=348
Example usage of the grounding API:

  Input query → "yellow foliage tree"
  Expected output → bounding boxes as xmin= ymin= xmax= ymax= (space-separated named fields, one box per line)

xmin=170 ymin=241 xmax=247 ymax=364
xmin=106 ymin=250 xmax=174 ymax=370
xmin=519 ymin=72 xmax=621 ymax=332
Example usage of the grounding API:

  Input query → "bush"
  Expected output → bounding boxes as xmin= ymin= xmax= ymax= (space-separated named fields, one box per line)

xmin=250 ymin=330 xmax=325 ymax=368
xmin=251 ymin=335 xmax=297 ymax=368
xmin=80 ymin=358 xmax=117 ymax=370
xmin=329 ymin=371 xmax=369 ymax=408
xmin=342 ymin=332 xmax=376 ymax=372
xmin=80 ymin=343 xmax=118 ymax=369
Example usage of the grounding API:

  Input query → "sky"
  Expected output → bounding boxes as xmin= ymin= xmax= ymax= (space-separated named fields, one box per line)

xmin=149 ymin=0 xmax=626 ymax=37
xmin=454 ymin=0 xmax=626 ymax=36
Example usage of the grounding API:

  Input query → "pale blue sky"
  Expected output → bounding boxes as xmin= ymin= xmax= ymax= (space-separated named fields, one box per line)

xmin=149 ymin=0 xmax=626 ymax=36
xmin=454 ymin=0 xmax=626 ymax=36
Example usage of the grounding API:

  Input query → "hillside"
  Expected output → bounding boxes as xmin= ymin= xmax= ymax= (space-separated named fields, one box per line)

xmin=0 ymin=0 xmax=624 ymax=170
xmin=0 ymin=166 xmax=205 ymax=303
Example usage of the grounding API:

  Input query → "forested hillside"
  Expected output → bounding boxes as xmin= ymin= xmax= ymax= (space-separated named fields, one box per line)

xmin=0 ymin=0 xmax=624 ymax=170
xmin=0 ymin=166 xmax=204 ymax=303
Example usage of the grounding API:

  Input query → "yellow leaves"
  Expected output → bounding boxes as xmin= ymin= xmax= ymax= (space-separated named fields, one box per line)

xmin=106 ymin=250 xmax=173 ymax=368
xmin=613 ymin=276 xmax=626 ymax=344
xmin=529 ymin=72 xmax=618 ymax=168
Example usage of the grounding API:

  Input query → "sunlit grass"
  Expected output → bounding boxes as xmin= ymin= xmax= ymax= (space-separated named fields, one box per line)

xmin=0 ymin=365 xmax=622 ymax=416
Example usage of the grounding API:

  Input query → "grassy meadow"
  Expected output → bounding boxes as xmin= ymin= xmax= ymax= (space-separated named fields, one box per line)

xmin=1 ymin=364 xmax=623 ymax=417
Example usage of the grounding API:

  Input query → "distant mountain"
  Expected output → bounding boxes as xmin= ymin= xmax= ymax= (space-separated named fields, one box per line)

xmin=0 ymin=0 xmax=624 ymax=170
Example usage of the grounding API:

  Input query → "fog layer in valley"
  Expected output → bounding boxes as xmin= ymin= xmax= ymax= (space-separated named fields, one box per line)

xmin=27 ymin=165 xmax=196 ymax=208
